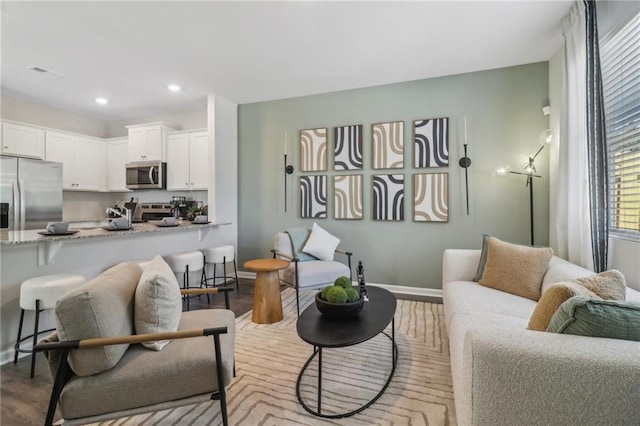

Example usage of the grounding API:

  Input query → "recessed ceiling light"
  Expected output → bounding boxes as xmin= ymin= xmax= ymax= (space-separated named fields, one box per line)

xmin=167 ymin=84 xmax=181 ymax=92
xmin=95 ymin=97 xmax=108 ymax=104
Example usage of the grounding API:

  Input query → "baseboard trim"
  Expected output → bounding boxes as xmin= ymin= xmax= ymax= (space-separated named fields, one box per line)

xmin=237 ymin=271 xmax=443 ymax=300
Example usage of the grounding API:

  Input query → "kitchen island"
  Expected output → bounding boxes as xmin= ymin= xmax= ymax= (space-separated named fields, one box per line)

xmin=0 ymin=220 xmax=233 ymax=365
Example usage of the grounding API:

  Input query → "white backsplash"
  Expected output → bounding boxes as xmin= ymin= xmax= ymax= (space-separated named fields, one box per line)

xmin=63 ymin=190 xmax=207 ymax=221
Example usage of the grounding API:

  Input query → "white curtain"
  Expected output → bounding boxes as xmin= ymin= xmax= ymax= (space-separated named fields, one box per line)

xmin=550 ymin=2 xmax=594 ymax=271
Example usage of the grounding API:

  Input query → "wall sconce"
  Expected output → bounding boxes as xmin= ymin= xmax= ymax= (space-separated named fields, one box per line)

xmin=458 ymin=116 xmax=472 ymax=215
xmin=497 ymin=129 xmax=551 ymax=245
xmin=284 ymin=133 xmax=294 ymax=212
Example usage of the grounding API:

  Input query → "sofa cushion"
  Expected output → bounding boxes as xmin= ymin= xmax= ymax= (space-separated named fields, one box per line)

xmin=58 ymin=309 xmax=235 ymax=420
xmin=443 ymin=281 xmax=536 ymax=327
xmin=134 ymin=255 xmax=183 ymax=350
xmin=540 ymin=256 xmax=594 ymax=293
xmin=527 ymin=282 xmax=599 ymax=331
xmin=302 ymin=222 xmax=340 ymax=261
xmin=55 ymin=262 xmax=142 ymax=376
xmin=574 ymin=269 xmax=626 ymax=300
xmin=547 ymin=296 xmax=640 ymax=341
xmin=279 ymin=260 xmax=351 ymax=290
xmin=478 ymin=237 xmax=553 ymax=301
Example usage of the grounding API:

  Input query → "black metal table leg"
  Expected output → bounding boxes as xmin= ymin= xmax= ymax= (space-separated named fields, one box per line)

xmin=317 ymin=347 xmax=322 ymax=415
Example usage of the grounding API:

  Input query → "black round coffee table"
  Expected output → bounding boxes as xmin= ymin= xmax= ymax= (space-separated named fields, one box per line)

xmin=295 ymin=286 xmax=397 ymax=418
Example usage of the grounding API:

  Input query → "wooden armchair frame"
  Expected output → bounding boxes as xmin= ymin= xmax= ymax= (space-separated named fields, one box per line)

xmin=34 ymin=287 xmax=234 ymax=426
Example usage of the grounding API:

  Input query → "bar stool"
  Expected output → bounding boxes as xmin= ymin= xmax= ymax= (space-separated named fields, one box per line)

xmin=202 ymin=245 xmax=239 ymax=293
xmin=164 ymin=251 xmax=204 ymax=311
xmin=15 ymin=273 xmax=85 ymax=378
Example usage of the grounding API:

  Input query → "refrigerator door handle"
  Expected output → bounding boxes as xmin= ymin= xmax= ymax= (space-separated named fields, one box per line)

xmin=18 ymin=178 xmax=26 ymax=230
xmin=13 ymin=179 xmax=20 ymax=230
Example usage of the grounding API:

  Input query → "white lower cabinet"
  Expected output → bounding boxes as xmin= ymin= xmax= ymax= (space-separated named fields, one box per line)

xmin=167 ymin=130 xmax=208 ymax=190
xmin=46 ymin=131 xmax=105 ymax=191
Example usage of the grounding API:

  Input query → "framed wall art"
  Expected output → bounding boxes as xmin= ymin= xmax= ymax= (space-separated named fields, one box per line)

xmin=334 ymin=124 xmax=363 ymax=170
xmin=372 ymin=174 xmax=404 ymax=221
xmin=300 ymin=175 xmax=327 ymax=218
xmin=413 ymin=173 xmax=449 ymax=222
xmin=372 ymin=121 xmax=404 ymax=169
xmin=300 ymin=128 xmax=328 ymax=172
xmin=334 ymin=175 xmax=363 ymax=220
xmin=413 ymin=117 xmax=449 ymax=168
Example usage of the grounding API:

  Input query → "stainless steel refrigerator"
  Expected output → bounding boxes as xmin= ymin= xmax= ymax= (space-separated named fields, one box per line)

xmin=1 ymin=156 xmax=63 ymax=230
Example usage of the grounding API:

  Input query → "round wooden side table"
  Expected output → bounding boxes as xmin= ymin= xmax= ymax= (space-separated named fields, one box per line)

xmin=244 ymin=258 xmax=290 ymax=324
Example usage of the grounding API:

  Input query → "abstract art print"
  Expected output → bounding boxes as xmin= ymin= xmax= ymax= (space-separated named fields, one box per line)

xmin=334 ymin=125 xmax=363 ymax=170
xmin=372 ymin=174 xmax=404 ymax=221
xmin=414 ymin=117 xmax=449 ymax=168
xmin=372 ymin=121 xmax=404 ymax=169
xmin=413 ymin=173 xmax=449 ymax=222
xmin=300 ymin=128 xmax=328 ymax=172
xmin=300 ymin=175 xmax=327 ymax=218
xmin=334 ymin=175 xmax=363 ymax=220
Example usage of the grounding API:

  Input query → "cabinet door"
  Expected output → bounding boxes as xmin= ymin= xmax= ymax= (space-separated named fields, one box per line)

xmin=145 ymin=126 xmax=163 ymax=161
xmin=106 ymin=139 xmax=129 ymax=191
xmin=2 ymin=123 xmax=45 ymax=159
xmin=189 ymin=132 xmax=209 ymax=190
xmin=166 ymin=134 xmax=190 ymax=190
xmin=74 ymin=137 xmax=104 ymax=191
xmin=45 ymin=131 xmax=76 ymax=189
xmin=128 ymin=128 xmax=147 ymax=162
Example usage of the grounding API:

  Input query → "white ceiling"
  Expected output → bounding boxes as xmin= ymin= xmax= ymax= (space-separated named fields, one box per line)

xmin=1 ymin=1 xmax=572 ymax=121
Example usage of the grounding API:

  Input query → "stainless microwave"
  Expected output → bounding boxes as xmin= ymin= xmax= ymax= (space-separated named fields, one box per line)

xmin=125 ymin=161 xmax=167 ymax=189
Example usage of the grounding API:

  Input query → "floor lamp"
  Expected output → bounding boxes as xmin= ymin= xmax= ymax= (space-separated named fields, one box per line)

xmin=498 ymin=130 xmax=551 ymax=246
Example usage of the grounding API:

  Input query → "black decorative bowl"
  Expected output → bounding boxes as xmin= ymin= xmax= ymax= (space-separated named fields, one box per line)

xmin=315 ymin=292 xmax=364 ymax=320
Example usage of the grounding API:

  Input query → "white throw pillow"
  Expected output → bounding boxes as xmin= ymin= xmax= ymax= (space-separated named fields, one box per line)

xmin=134 ymin=255 xmax=182 ymax=350
xmin=302 ymin=223 xmax=340 ymax=261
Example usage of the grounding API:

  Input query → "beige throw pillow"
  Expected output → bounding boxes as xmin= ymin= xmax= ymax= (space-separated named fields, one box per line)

xmin=135 ymin=255 xmax=183 ymax=350
xmin=574 ymin=270 xmax=626 ymax=300
xmin=55 ymin=262 xmax=142 ymax=376
xmin=478 ymin=237 xmax=553 ymax=301
xmin=527 ymin=282 xmax=599 ymax=331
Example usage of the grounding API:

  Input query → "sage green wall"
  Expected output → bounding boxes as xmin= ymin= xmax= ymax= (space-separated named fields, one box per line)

xmin=238 ymin=62 xmax=550 ymax=290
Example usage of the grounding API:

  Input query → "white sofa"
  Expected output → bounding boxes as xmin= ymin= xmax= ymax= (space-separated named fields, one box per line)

xmin=443 ymin=249 xmax=640 ymax=426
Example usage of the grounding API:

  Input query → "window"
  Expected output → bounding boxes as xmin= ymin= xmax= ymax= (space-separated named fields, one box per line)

xmin=601 ymin=12 xmax=640 ymax=240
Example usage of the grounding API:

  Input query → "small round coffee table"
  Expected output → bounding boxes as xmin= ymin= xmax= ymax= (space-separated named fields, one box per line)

xmin=244 ymin=258 xmax=289 ymax=324
xmin=295 ymin=286 xmax=397 ymax=418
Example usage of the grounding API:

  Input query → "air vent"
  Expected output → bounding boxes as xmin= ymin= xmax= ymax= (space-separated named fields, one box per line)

xmin=25 ymin=66 xmax=63 ymax=77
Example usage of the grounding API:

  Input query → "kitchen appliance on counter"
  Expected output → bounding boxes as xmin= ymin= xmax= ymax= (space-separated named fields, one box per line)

xmin=125 ymin=161 xmax=166 ymax=190
xmin=1 ymin=156 xmax=63 ymax=230
xmin=140 ymin=202 xmax=173 ymax=221
xmin=170 ymin=196 xmax=197 ymax=219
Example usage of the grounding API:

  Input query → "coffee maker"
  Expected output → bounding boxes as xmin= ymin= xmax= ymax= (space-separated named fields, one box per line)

xmin=170 ymin=196 xmax=196 ymax=219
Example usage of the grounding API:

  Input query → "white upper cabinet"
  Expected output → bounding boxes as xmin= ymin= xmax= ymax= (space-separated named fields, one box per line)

xmin=189 ymin=131 xmax=209 ymax=190
xmin=106 ymin=137 xmax=130 ymax=192
xmin=1 ymin=122 xmax=45 ymax=159
xmin=166 ymin=130 xmax=208 ymax=191
xmin=45 ymin=131 xmax=105 ymax=191
xmin=126 ymin=122 xmax=174 ymax=162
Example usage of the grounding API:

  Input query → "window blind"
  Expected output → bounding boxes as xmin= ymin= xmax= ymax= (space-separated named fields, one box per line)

xmin=601 ymin=12 xmax=640 ymax=239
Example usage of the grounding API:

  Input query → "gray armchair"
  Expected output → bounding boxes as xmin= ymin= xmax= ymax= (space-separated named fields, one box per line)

xmin=271 ymin=231 xmax=352 ymax=315
xmin=34 ymin=262 xmax=235 ymax=426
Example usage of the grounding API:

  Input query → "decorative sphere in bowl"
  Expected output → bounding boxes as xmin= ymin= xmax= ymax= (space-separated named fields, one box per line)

xmin=315 ymin=292 xmax=364 ymax=320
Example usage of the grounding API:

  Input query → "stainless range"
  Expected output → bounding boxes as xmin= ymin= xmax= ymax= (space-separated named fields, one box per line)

xmin=140 ymin=202 xmax=173 ymax=221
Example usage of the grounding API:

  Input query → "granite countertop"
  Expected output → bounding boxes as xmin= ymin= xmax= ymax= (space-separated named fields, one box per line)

xmin=0 ymin=220 xmax=229 ymax=245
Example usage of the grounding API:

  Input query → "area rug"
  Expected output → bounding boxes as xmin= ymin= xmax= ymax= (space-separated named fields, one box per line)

xmin=95 ymin=288 xmax=456 ymax=425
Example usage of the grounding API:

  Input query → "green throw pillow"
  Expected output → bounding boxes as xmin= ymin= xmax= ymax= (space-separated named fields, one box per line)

xmin=546 ymin=296 xmax=640 ymax=342
xmin=473 ymin=234 xmax=490 ymax=282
